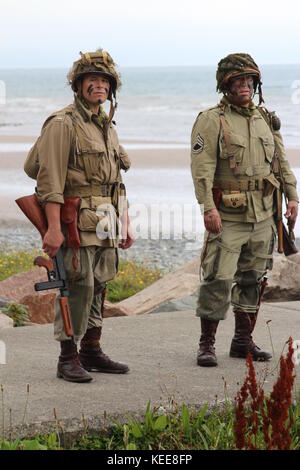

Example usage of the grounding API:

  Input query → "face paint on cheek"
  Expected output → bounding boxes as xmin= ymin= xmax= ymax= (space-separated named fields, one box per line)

xmin=87 ymin=84 xmax=94 ymax=95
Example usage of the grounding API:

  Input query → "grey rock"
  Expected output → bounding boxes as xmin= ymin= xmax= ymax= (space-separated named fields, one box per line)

xmin=0 ymin=296 xmax=12 ymax=308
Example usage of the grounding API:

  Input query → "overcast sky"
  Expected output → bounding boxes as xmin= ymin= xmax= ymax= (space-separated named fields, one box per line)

xmin=1 ymin=0 xmax=300 ymax=67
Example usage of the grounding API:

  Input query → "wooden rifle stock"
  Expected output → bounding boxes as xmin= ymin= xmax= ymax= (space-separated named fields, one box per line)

xmin=15 ymin=194 xmax=48 ymax=239
xmin=282 ymin=223 xmax=298 ymax=256
xmin=276 ymin=219 xmax=284 ymax=254
xmin=59 ymin=297 xmax=73 ymax=337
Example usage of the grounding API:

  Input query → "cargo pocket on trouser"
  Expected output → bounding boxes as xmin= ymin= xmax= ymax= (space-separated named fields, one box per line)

xmin=88 ymin=247 xmax=118 ymax=328
xmin=54 ymin=247 xmax=94 ymax=341
xmin=231 ymin=223 xmax=276 ymax=313
xmin=200 ymin=232 xmax=222 ymax=281
xmin=94 ymin=247 xmax=118 ymax=285
xmin=197 ymin=232 xmax=236 ymax=321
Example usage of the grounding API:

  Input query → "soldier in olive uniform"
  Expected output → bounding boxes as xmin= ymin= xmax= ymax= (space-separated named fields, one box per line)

xmin=191 ymin=53 xmax=298 ymax=367
xmin=28 ymin=49 xmax=134 ymax=382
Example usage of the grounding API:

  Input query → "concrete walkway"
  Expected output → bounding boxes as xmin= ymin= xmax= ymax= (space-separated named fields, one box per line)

xmin=0 ymin=302 xmax=299 ymax=438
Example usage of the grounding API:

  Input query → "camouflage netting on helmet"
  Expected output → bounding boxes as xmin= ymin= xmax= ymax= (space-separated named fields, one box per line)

xmin=216 ymin=53 xmax=261 ymax=94
xmin=67 ymin=48 xmax=121 ymax=99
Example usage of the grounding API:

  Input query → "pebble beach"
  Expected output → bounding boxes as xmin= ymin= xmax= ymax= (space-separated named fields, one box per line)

xmin=0 ymin=139 xmax=299 ymax=272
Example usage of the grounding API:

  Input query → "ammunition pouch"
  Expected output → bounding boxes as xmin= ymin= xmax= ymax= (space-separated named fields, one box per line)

xmin=221 ymin=192 xmax=247 ymax=213
xmin=78 ymin=196 xmax=113 ymax=234
xmin=64 ymin=182 xmax=126 ymax=239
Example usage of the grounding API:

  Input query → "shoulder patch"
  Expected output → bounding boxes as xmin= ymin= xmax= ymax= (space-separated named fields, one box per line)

xmin=192 ymin=134 xmax=204 ymax=154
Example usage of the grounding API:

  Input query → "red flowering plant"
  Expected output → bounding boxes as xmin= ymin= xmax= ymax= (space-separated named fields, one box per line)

xmin=234 ymin=337 xmax=297 ymax=450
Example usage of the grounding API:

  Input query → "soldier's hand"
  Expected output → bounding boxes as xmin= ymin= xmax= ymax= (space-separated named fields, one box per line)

xmin=284 ymin=200 xmax=298 ymax=230
xmin=204 ymin=208 xmax=222 ymax=234
xmin=42 ymin=228 xmax=65 ymax=258
xmin=119 ymin=224 xmax=134 ymax=250
xmin=119 ymin=213 xmax=134 ymax=250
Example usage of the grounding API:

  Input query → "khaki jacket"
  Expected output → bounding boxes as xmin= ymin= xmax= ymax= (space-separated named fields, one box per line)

xmin=191 ymin=101 xmax=298 ymax=223
xmin=35 ymin=97 xmax=131 ymax=247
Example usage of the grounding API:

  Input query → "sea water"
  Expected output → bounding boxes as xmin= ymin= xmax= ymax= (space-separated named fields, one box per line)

xmin=0 ymin=65 xmax=299 ymax=237
xmin=0 ymin=65 xmax=299 ymax=147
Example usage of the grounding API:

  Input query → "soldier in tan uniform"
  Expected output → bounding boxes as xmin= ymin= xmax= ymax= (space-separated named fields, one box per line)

xmin=26 ymin=49 xmax=134 ymax=382
xmin=191 ymin=53 xmax=298 ymax=367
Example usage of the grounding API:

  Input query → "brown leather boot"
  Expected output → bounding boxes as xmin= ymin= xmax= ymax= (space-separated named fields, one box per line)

xmin=197 ymin=318 xmax=219 ymax=367
xmin=79 ymin=326 xmax=129 ymax=374
xmin=57 ymin=340 xmax=93 ymax=383
xmin=230 ymin=311 xmax=272 ymax=361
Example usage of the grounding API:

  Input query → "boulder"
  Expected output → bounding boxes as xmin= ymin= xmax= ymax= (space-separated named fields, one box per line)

xmin=0 ymin=268 xmax=130 ymax=324
xmin=0 ymin=312 xmax=14 ymax=329
xmin=116 ymin=256 xmax=199 ymax=315
xmin=0 ymin=252 xmax=299 ymax=322
xmin=0 ymin=296 xmax=12 ymax=309
xmin=116 ymin=253 xmax=300 ymax=315
xmin=263 ymin=253 xmax=300 ymax=302
xmin=102 ymin=301 xmax=130 ymax=318
xmin=0 ymin=268 xmax=55 ymax=324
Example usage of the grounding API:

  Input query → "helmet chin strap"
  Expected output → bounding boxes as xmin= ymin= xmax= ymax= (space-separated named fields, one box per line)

xmin=107 ymin=97 xmax=118 ymax=124
xmin=258 ymin=82 xmax=265 ymax=105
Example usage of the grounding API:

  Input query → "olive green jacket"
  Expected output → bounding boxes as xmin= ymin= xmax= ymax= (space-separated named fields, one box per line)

xmin=191 ymin=101 xmax=298 ymax=223
xmin=35 ymin=97 xmax=131 ymax=247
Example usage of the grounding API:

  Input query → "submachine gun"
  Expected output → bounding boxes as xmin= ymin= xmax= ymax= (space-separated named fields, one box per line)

xmin=15 ymin=194 xmax=81 ymax=344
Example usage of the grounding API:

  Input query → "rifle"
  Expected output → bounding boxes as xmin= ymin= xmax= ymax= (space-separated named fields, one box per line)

xmin=275 ymin=186 xmax=284 ymax=254
xmin=274 ymin=163 xmax=298 ymax=256
xmin=15 ymin=194 xmax=80 ymax=343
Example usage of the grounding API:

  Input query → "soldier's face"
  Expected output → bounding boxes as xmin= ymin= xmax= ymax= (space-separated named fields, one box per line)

xmin=82 ymin=74 xmax=110 ymax=105
xmin=227 ymin=75 xmax=254 ymax=107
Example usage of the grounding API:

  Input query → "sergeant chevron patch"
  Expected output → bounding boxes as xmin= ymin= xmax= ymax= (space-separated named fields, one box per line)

xmin=192 ymin=134 xmax=204 ymax=154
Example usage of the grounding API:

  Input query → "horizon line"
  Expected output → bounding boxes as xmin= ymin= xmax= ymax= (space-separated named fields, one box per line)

xmin=1 ymin=63 xmax=300 ymax=70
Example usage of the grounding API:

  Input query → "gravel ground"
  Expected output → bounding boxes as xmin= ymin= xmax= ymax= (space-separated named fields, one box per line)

xmin=1 ymin=219 xmax=299 ymax=272
xmin=0 ymin=220 xmax=202 ymax=271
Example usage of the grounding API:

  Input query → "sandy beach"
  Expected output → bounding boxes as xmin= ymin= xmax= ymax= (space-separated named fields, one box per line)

xmin=0 ymin=134 xmax=299 ymax=224
xmin=0 ymin=135 xmax=299 ymax=169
